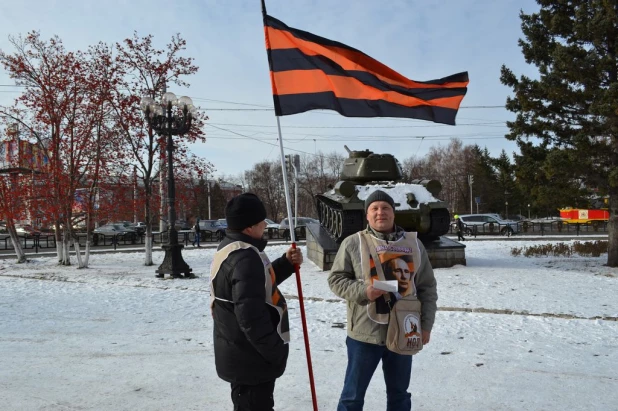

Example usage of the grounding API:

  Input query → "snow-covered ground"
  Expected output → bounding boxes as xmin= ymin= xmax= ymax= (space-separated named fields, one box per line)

xmin=1 ymin=239 xmax=617 ymax=411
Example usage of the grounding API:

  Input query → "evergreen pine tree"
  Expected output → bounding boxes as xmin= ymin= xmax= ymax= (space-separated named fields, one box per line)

xmin=500 ymin=0 xmax=618 ymax=265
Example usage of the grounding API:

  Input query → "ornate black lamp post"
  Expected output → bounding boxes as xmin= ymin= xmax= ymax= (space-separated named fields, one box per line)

xmin=140 ymin=92 xmax=196 ymax=279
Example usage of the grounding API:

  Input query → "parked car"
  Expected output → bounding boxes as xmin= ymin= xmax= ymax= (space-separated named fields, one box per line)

xmin=265 ymin=219 xmax=279 ymax=230
xmin=111 ymin=221 xmax=144 ymax=235
xmin=158 ymin=219 xmax=191 ymax=231
xmin=175 ymin=219 xmax=191 ymax=230
xmin=15 ymin=224 xmax=41 ymax=237
xmin=456 ymin=214 xmax=519 ymax=236
xmin=93 ymin=224 xmax=136 ymax=242
xmin=279 ymin=217 xmax=319 ymax=240
xmin=197 ymin=219 xmax=226 ymax=241
xmin=264 ymin=218 xmax=280 ymax=239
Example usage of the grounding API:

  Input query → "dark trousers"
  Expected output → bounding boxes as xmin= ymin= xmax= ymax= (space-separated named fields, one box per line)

xmin=231 ymin=380 xmax=276 ymax=411
xmin=338 ymin=337 xmax=412 ymax=411
xmin=457 ymin=230 xmax=465 ymax=241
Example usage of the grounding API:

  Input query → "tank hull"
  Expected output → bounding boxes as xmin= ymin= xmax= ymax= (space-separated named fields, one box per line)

xmin=316 ymin=184 xmax=451 ymax=243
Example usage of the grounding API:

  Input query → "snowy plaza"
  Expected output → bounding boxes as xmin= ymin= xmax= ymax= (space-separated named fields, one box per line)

xmin=1 ymin=239 xmax=617 ymax=410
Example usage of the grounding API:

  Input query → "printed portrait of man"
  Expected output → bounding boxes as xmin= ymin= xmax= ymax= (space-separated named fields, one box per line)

xmin=383 ymin=256 xmax=416 ymax=297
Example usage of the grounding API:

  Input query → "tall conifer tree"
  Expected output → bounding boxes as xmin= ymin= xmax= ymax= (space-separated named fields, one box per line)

xmin=501 ymin=0 xmax=618 ymax=265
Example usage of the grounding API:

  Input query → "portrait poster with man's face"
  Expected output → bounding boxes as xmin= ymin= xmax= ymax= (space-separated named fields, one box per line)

xmin=369 ymin=251 xmax=417 ymax=298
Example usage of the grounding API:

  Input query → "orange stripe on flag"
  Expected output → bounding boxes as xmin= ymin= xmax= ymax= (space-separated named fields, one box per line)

xmin=272 ymin=70 xmax=465 ymax=110
xmin=266 ymin=27 xmax=467 ymax=91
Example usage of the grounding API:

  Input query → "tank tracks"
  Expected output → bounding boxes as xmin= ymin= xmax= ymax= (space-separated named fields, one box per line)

xmin=416 ymin=208 xmax=451 ymax=242
xmin=316 ymin=195 xmax=365 ymax=243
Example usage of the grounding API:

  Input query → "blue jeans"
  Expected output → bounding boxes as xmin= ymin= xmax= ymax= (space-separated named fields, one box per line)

xmin=338 ymin=337 xmax=412 ymax=411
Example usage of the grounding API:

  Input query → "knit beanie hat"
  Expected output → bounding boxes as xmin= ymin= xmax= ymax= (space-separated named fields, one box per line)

xmin=225 ymin=193 xmax=267 ymax=230
xmin=364 ymin=190 xmax=395 ymax=212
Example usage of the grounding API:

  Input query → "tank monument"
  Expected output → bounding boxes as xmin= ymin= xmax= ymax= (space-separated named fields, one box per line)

xmin=306 ymin=146 xmax=466 ymax=271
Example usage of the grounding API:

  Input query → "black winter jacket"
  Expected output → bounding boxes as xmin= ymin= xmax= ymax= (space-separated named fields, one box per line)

xmin=211 ymin=231 xmax=295 ymax=384
xmin=457 ymin=219 xmax=465 ymax=231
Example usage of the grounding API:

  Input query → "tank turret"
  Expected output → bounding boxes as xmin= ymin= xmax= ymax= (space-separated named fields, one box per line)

xmin=316 ymin=147 xmax=451 ymax=242
xmin=340 ymin=146 xmax=403 ymax=183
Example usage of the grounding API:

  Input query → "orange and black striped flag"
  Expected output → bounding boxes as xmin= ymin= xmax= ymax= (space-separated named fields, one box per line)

xmin=262 ymin=4 xmax=469 ymax=125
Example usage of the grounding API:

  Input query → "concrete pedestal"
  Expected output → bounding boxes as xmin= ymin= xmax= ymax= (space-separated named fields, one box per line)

xmin=305 ymin=223 xmax=340 ymax=271
xmin=423 ymin=236 xmax=466 ymax=268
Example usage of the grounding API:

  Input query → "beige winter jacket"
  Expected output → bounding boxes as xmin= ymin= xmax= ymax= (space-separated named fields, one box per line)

xmin=328 ymin=227 xmax=438 ymax=345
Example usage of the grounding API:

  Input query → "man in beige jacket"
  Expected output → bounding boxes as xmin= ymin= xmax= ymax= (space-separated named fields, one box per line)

xmin=328 ymin=190 xmax=438 ymax=411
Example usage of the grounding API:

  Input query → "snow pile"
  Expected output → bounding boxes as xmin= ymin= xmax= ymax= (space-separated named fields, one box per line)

xmin=356 ymin=183 xmax=440 ymax=210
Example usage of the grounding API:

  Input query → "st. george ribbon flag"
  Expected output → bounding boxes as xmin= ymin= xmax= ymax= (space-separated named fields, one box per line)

xmin=262 ymin=7 xmax=469 ymax=125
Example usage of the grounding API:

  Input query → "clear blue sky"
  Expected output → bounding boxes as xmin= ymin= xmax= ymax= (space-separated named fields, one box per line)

xmin=0 ymin=0 xmax=541 ymax=178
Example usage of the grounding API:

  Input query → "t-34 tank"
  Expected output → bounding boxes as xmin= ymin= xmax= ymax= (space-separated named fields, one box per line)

xmin=315 ymin=146 xmax=451 ymax=243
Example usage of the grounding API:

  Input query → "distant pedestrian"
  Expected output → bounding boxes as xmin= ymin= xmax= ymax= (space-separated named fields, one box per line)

xmin=193 ymin=219 xmax=201 ymax=247
xmin=455 ymin=215 xmax=465 ymax=241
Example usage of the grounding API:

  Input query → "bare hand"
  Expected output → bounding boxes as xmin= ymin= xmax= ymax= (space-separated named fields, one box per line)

xmin=366 ymin=285 xmax=386 ymax=302
xmin=422 ymin=330 xmax=431 ymax=345
xmin=286 ymin=247 xmax=303 ymax=266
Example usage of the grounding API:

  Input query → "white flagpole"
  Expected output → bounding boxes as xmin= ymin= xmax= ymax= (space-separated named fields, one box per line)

xmin=276 ymin=117 xmax=296 ymax=242
xmin=276 ymin=117 xmax=320 ymax=411
xmin=264 ymin=4 xmax=318 ymax=409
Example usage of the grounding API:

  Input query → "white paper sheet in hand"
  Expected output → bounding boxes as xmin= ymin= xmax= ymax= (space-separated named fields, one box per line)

xmin=372 ymin=280 xmax=398 ymax=293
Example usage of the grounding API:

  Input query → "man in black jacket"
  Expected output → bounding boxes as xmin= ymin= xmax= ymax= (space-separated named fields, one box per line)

xmin=210 ymin=193 xmax=303 ymax=411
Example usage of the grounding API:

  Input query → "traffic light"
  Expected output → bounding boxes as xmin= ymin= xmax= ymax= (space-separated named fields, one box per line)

xmin=468 ymin=175 xmax=474 ymax=185
xmin=284 ymin=154 xmax=290 ymax=170
xmin=293 ymin=154 xmax=300 ymax=170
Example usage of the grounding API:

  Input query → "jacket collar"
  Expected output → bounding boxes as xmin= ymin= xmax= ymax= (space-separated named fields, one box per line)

xmin=224 ymin=230 xmax=268 ymax=251
xmin=366 ymin=225 xmax=405 ymax=242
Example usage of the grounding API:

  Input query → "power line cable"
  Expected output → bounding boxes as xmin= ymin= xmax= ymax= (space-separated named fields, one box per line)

xmin=202 ymin=134 xmax=507 ymax=141
xmin=205 ymin=121 xmax=508 ymax=129
xmin=205 ymin=123 xmax=346 ymax=160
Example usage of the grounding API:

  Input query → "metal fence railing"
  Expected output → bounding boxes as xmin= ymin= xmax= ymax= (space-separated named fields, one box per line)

xmin=0 ymin=226 xmax=299 ymax=254
xmin=4 ymin=219 xmax=603 ymax=255
xmin=449 ymin=220 xmax=609 ymax=237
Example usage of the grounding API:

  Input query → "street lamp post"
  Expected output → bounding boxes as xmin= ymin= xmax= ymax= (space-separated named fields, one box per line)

xmin=141 ymin=92 xmax=196 ymax=279
xmin=528 ymin=204 xmax=531 ymax=220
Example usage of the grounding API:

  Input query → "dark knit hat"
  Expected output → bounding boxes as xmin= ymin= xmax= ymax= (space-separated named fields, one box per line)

xmin=364 ymin=190 xmax=395 ymax=212
xmin=225 ymin=193 xmax=267 ymax=230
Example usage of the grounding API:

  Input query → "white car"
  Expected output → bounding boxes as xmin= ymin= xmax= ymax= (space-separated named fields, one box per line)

xmin=263 ymin=219 xmax=280 ymax=239
xmin=278 ymin=217 xmax=319 ymax=240
xmin=15 ymin=224 xmax=41 ymax=236
xmin=265 ymin=219 xmax=279 ymax=230
xmin=457 ymin=214 xmax=519 ymax=236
